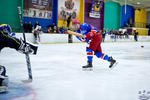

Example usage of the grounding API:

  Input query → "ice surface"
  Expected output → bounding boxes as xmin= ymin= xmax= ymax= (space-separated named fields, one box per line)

xmin=0 ymin=42 xmax=150 ymax=100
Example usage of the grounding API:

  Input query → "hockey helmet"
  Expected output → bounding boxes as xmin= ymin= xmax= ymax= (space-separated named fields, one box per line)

xmin=80 ymin=23 xmax=91 ymax=35
xmin=0 ymin=24 xmax=12 ymax=35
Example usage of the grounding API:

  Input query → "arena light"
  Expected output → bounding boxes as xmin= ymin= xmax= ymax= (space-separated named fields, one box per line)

xmin=137 ymin=2 xmax=140 ymax=5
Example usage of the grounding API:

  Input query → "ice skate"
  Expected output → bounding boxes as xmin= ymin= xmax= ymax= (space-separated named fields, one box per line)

xmin=82 ymin=61 xmax=93 ymax=71
xmin=0 ymin=86 xmax=8 ymax=93
xmin=109 ymin=57 xmax=117 ymax=68
xmin=0 ymin=65 xmax=9 ymax=93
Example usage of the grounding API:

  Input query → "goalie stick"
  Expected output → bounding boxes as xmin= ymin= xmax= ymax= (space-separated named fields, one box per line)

xmin=18 ymin=6 xmax=33 ymax=82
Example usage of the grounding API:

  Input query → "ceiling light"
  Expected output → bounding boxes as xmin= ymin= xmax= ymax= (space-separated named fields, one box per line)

xmin=137 ymin=2 xmax=140 ymax=5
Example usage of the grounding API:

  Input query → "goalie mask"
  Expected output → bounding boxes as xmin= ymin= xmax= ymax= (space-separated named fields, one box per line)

xmin=0 ymin=24 xmax=12 ymax=35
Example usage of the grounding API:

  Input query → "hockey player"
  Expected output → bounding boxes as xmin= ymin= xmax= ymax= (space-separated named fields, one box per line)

xmin=0 ymin=24 xmax=38 ymax=54
xmin=0 ymin=65 xmax=8 ymax=93
xmin=75 ymin=23 xmax=116 ymax=69
xmin=0 ymin=24 xmax=38 ymax=92
xmin=33 ymin=25 xmax=42 ymax=44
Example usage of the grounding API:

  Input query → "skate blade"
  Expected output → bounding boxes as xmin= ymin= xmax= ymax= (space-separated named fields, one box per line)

xmin=110 ymin=62 xmax=118 ymax=69
xmin=82 ymin=68 xmax=93 ymax=71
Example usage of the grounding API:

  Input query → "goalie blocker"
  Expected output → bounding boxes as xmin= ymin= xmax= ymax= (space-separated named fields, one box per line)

xmin=20 ymin=38 xmax=38 ymax=55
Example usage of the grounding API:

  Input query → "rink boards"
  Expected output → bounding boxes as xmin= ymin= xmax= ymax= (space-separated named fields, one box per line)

xmin=15 ymin=33 xmax=150 ymax=44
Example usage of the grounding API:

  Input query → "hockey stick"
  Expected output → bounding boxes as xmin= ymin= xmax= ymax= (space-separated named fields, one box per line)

xmin=18 ymin=6 xmax=33 ymax=82
xmin=67 ymin=30 xmax=85 ymax=38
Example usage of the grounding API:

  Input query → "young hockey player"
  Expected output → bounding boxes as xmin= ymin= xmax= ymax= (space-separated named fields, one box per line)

xmin=75 ymin=23 xmax=116 ymax=69
xmin=33 ymin=25 xmax=42 ymax=44
xmin=0 ymin=24 xmax=38 ymax=92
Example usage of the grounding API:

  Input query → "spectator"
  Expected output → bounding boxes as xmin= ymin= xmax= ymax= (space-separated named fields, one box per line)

xmin=53 ymin=26 xmax=59 ymax=33
xmin=124 ymin=31 xmax=129 ymax=39
xmin=47 ymin=23 xmax=56 ymax=31
xmin=34 ymin=21 xmax=40 ymax=29
xmin=133 ymin=30 xmax=138 ymax=41
xmin=67 ymin=14 xmax=72 ymax=43
xmin=102 ymin=29 xmax=106 ymax=42
xmin=47 ymin=27 xmax=53 ymax=33
xmin=59 ymin=26 xmax=65 ymax=33
xmin=23 ymin=21 xmax=28 ymax=32
xmin=28 ymin=21 xmax=33 ymax=33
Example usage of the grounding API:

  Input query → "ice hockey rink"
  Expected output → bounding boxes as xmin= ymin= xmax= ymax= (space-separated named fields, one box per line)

xmin=0 ymin=41 xmax=150 ymax=100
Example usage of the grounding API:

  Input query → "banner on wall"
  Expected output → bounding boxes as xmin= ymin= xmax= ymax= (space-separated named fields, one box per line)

xmin=24 ymin=0 xmax=53 ymax=19
xmin=58 ymin=0 xmax=80 ymax=20
xmin=89 ymin=0 xmax=104 ymax=18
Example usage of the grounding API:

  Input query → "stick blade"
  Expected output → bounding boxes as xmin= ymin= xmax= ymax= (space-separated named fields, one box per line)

xmin=22 ymin=78 xmax=32 ymax=83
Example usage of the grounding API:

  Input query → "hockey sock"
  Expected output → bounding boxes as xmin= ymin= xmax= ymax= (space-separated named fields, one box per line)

xmin=86 ymin=48 xmax=93 ymax=62
xmin=95 ymin=51 xmax=111 ymax=61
